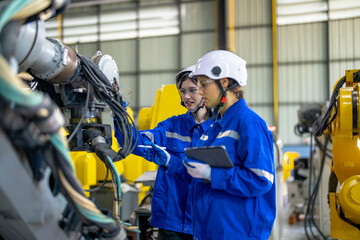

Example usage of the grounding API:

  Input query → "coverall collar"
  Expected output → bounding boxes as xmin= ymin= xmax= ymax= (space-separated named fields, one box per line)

xmin=185 ymin=111 xmax=212 ymax=132
xmin=216 ymin=98 xmax=247 ymax=128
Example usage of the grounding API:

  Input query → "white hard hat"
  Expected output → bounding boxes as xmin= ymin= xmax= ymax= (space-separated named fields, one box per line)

xmin=190 ymin=50 xmax=247 ymax=86
xmin=175 ymin=65 xmax=196 ymax=89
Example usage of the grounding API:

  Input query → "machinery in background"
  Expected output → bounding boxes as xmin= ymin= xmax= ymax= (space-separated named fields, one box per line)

xmin=0 ymin=1 xmax=137 ymax=239
xmin=281 ymin=105 xmax=323 ymax=227
xmin=138 ymin=85 xmax=187 ymax=130
xmin=313 ymin=69 xmax=360 ymax=240
xmin=282 ymin=151 xmax=305 ymax=214
xmin=295 ymin=105 xmax=322 ymax=136
xmin=290 ymin=103 xmax=335 ymax=239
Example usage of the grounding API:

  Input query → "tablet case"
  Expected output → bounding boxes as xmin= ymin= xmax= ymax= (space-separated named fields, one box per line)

xmin=184 ymin=146 xmax=234 ymax=168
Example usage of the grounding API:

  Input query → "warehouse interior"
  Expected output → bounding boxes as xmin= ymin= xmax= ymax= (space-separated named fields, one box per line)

xmin=1 ymin=0 xmax=360 ymax=239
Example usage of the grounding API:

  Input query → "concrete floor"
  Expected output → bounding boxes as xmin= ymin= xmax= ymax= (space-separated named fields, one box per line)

xmin=281 ymin=221 xmax=307 ymax=240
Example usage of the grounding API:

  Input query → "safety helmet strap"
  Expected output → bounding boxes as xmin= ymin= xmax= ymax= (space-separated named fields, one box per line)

xmin=212 ymin=79 xmax=238 ymax=120
xmin=212 ymin=80 xmax=226 ymax=120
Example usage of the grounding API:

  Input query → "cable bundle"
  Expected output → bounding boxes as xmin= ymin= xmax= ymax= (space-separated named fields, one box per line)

xmin=314 ymin=77 xmax=346 ymax=137
xmin=76 ymin=54 xmax=138 ymax=161
xmin=302 ymin=76 xmax=345 ymax=239
xmin=304 ymin=132 xmax=332 ymax=240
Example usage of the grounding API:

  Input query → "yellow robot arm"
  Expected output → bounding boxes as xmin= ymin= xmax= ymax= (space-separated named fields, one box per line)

xmin=324 ymin=69 xmax=360 ymax=240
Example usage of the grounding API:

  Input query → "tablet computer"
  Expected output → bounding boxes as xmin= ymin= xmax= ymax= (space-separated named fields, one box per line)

xmin=184 ymin=146 xmax=234 ymax=168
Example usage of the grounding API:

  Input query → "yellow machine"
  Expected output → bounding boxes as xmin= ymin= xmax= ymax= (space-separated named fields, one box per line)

xmin=122 ymin=84 xmax=186 ymax=181
xmin=138 ymin=84 xmax=187 ymax=131
xmin=322 ymin=69 xmax=360 ymax=239
xmin=282 ymin=151 xmax=300 ymax=183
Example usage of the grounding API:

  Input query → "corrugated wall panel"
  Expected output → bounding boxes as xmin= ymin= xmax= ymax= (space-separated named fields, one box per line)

xmin=181 ymin=33 xmax=215 ymax=68
xmin=246 ymin=67 xmax=273 ymax=106
xmin=234 ymin=0 xmax=274 ymax=125
xmin=100 ymin=2 xmax=136 ymax=10
xmin=329 ymin=18 xmax=360 ymax=98
xmin=279 ymin=104 xmax=307 ymax=144
xmin=277 ymin=22 xmax=327 ymax=144
xmin=278 ymin=70 xmax=327 ymax=144
xmin=139 ymin=72 xmax=178 ymax=108
xmin=181 ymin=1 xmax=214 ymax=31
xmin=278 ymin=64 xmax=327 ymax=103
xmin=234 ymin=0 xmax=273 ymax=129
xmin=118 ymin=75 xmax=137 ymax=108
xmin=66 ymin=5 xmax=97 ymax=15
xmin=278 ymin=23 xmax=327 ymax=62
xmin=235 ymin=0 xmax=272 ymax=26
xmin=235 ymin=27 xmax=272 ymax=64
xmin=101 ymin=40 xmax=137 ymax=73
xmin=68 ymin=42 xmax=98 ymax=58
xmin=139 ymin=36 xmax=178 ymax=70
xmin=140 ymin=0 xmax=176 ymax=6
xmin=329 ymin=18 xmax=360 ymax=60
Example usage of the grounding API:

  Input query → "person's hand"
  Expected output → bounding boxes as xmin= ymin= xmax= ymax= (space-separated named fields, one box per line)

xmin=140 ymin=141 xmax=170 ymax=166
xmin=183 ymin=158 xmax=211 ymax=181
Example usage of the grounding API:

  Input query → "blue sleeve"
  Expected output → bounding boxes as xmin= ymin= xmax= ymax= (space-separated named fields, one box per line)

xmin=114 ymin=117 xmax=170 ymax=156
xmin=114 ymin=117 xmax=191 ymax=178
xmin=165 ymin=154 xmax=188 ymax=175
xmin=210 ymin=121 xmax=275 ymax=197
xmin=133 ymin=120 xmax=170 ymax=156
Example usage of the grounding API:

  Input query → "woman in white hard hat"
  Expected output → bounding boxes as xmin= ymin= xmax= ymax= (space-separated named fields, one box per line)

xmin=183 ymin=50 xmax=276 ymax=240
xmin=114 ymin=65 xmax=212 ymax=240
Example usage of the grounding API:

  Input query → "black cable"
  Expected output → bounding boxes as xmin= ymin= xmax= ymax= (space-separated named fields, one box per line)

xmin=314 ymin=136 xmax=332 ymax=159
xmin=294 ymin=124 xmax=302 ymax=136
xmin=314 ymin=77 xmax=345 ymax=137
xmin=77 ymin=54 xmax=138 ymax=161
xmin=310 ymin=136 xmax=328 ymax=240
xmin=304 ymin=134 xmax=330 ymax=240
xmin=52 ymin=145 xmax=85 ymax=195
xmin=42 ymin=145 xmax=92 ymax=226
xmin=49 ymin=143 xmax=121 ymax=238
xmin=139 ymin=186 xmax=153 ymax=207
xmin=67 ymin=81 xmax=91 ymax=143
xmin=304 ymin=131 xmax=318 ymax=240
xmin=84 ymin=168 xmax=110 ymax=193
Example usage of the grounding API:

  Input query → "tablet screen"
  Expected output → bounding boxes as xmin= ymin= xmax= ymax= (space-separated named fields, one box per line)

xmin=184 ymin=146 xmax=234 ymax=168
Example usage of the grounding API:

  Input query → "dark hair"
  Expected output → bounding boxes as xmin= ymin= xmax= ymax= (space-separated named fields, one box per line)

xmin=227 ymin=78 xmax=244 ymax=99
xmin=178 ymin=75 xmax=197 ymax=89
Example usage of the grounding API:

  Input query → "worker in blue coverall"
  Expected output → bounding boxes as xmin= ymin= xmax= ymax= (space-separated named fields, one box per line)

xmin=114 ymin=65 xmax=213 ymax=240
xmin=183 ymin=50 xmax=276 ymax=240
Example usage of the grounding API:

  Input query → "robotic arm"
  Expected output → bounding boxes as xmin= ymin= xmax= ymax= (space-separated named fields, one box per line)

xmin=316 ymin=70 xmax=360 ymax=240
xmin=0 ymin=1 xmax=136 ymax=239
xmin=13 ymin=20 xmax=79 ymax=85
xmin=9 ymin=14 xmax=136 ymax=157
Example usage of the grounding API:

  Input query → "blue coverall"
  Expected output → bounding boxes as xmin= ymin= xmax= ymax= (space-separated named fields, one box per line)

xmin=115 ymin=111 xmax=213 ymax=234
xmin=191 ymin=99 xmax=276 ymax=240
